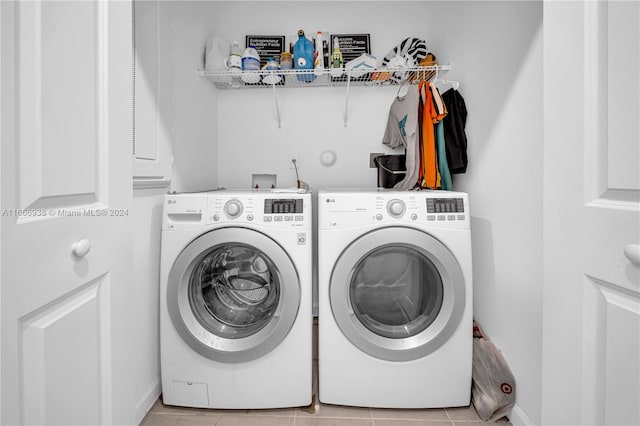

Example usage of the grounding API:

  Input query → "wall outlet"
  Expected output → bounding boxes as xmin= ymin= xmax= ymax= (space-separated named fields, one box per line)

xmin=369 ymin=152 xmax=384 ymax=168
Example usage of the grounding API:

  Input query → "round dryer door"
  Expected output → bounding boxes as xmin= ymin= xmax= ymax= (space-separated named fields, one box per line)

xmin=330 ymin=226 xmax=466 ymax=362
xmin=167 ymin=227 xmax=300 ymax=363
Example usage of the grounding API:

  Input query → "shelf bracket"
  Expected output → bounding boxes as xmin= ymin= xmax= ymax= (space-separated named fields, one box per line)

xmin=344 ymin=72 xmax=351 ymax=127
xmin=271 ymin=81 xmax=281 ymax=128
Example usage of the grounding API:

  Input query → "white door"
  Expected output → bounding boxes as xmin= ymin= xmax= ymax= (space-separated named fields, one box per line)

xmin=543 ymin=1 xmax=640 ymax=425
xmin=1 ymin=1 xmax=133 ymax=425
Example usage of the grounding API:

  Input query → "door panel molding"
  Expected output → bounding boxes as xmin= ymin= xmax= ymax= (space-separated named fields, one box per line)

xmin=582 ymin=275 xmax=640 ymax=425
xmin=16 ymin=1 xmax=107 ymax=216
xmin=19 ymin=274 xmax=112 ymax=426
xmin=583 ymin=0 xmax=640 ymax=207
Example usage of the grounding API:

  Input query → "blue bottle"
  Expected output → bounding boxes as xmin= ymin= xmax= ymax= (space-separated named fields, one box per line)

xmin=294 ymin=29 xmax=315 ymax=82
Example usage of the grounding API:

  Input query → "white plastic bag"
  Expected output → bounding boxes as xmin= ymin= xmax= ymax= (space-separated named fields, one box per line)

xmin=471 ymin=322 xmax=516 ymax=422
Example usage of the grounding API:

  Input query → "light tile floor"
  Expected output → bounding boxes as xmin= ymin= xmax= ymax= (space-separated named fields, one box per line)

xmin=142 ymin=322 xmax=511 ymax=426
xmin=141 ymin=397 xmax=511 ymax=426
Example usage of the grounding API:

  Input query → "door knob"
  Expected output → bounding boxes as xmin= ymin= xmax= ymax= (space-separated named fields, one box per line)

xmin=623 ymin=244 xmax=640 ymax=268
xmin=72 ymin=239 xmax=91 ymax=258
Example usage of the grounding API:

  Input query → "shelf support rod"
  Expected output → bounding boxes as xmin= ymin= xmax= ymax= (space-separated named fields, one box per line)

xmin=272 ymin=81 xmax=281 ymax=128
xmin=344 ymin=71 xmax=351 ymax=127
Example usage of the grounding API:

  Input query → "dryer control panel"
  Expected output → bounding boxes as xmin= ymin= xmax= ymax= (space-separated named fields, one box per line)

xmin=319 ymin=189 xmax=469 ymax=230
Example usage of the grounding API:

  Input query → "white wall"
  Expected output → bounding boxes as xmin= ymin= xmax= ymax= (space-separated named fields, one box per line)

xmin=131 ymin=189 xmax=166 ymax=422
xmin=130 ymin=1 xmax=177 ymax=423
xmin=433 ymin=3 xmax=543 ymax=425
xmin=164 ymin=1 xmax=543 ymax=424
xmin=164 ymin=1 xmax=219 ymax=192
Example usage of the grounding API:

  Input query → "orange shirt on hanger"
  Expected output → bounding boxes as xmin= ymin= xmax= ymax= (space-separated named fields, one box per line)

xmin=419 ymin=81 xmax=443 ymax=189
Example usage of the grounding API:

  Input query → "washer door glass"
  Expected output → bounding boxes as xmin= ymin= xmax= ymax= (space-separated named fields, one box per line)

xmin=350 ymin=245 xmax=443 ymax=339
xmin=168 ymin=227 xmax=300 ymax=363
xmin=190 ymin=244 xmax=279 ymax=339
xmin=330 ymin=226 xmax=466 ymax=362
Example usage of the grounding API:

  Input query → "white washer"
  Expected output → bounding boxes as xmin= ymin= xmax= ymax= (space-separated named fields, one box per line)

xmin=318 ymin=189 xmax=472 ymax=408
xmin=160 ymin=189 xmax=312 ymax=409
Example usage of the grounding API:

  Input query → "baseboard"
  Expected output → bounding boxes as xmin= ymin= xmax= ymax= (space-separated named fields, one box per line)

xmin=134 ymin=379 xmax=162 ymax=425
xmin=508 ymin=403 xmax=535 ymax=426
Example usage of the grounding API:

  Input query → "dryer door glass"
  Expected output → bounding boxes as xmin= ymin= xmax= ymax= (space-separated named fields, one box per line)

xmin=189 ymin=244 xmax=280 ymax=339
xmin=349 ymin=245 xmax=443 ymax=339
xmin=329 ymin=226 xmax=466 ymax=362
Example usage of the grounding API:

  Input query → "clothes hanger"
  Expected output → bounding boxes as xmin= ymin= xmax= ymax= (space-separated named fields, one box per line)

xmin=396 ymin=79 xmax=411 ymax=98
xmin=434 ymin=78 xmax=459 ymax=93
xmin=431 ymin=65 xmax=439 ymax=83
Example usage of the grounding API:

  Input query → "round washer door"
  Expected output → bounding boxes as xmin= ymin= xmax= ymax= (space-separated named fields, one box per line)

xmin=167 ymin=227 xmax=300 ymax=363
xmin=330 ymin=226 xmax=465 ymax=362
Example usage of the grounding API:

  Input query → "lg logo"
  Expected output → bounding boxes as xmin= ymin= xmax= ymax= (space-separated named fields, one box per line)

xmin=325 ymin=198 xmax=335 ymax=203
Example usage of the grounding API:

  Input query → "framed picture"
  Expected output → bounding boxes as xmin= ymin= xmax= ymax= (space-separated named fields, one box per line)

xmin=330 ymin=34 xmax=371 ymax=63
xmin=329 ymin=34 xmax=371 ymax=81
xmin=245 ymin=35 xmax=286 ymax=67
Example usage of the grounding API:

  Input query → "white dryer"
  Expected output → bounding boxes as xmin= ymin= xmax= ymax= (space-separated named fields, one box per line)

xmin=160 ymin=189 xmax=312 ymax=409
xmin=318 ymin=189 xmax=472 ymax=408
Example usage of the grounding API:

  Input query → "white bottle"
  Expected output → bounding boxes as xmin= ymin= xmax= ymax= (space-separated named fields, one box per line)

xmin=241 ymin=46 xmax=261 ymax=83
xmin=224 ymin=40 xmax=242 ymax=72
xmin=314 ymin=31 xmax=325 ymax=76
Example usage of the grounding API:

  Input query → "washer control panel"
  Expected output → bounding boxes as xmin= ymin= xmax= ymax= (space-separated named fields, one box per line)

xmin=162 ymin=191 xmax=311 ymax=230
xmin=207 ymin=193 xmax=310 ymax=228
xmin=264 ymin=198 xmax=303 ymax=214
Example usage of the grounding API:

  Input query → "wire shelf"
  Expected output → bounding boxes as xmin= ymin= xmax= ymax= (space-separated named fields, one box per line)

xmin=197 ymin=64 xmax=451 ymax=89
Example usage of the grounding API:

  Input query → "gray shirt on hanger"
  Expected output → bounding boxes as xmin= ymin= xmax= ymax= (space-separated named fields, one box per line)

xmin=382 ymin=84 xmax=420 ymax=190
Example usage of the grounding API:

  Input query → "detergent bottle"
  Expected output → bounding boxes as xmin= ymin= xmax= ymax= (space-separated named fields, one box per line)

xmin=240 ymin=45 xmax=261 ymax=84
xmin=294 ymin=29 xmax=315 ymax=82
xmin=330 ymin=37 xmax=344 ymax=78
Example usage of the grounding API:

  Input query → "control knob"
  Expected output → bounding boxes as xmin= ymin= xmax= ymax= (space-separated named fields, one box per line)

xmin=387 ymin=199 xmax=406 ymax=218
xmin=224 ymin=199 xmax=243 ymax=218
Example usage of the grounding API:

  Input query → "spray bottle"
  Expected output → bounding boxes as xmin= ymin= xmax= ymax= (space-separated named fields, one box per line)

xmin=330 ymin=37 xmax=343 ymax=77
